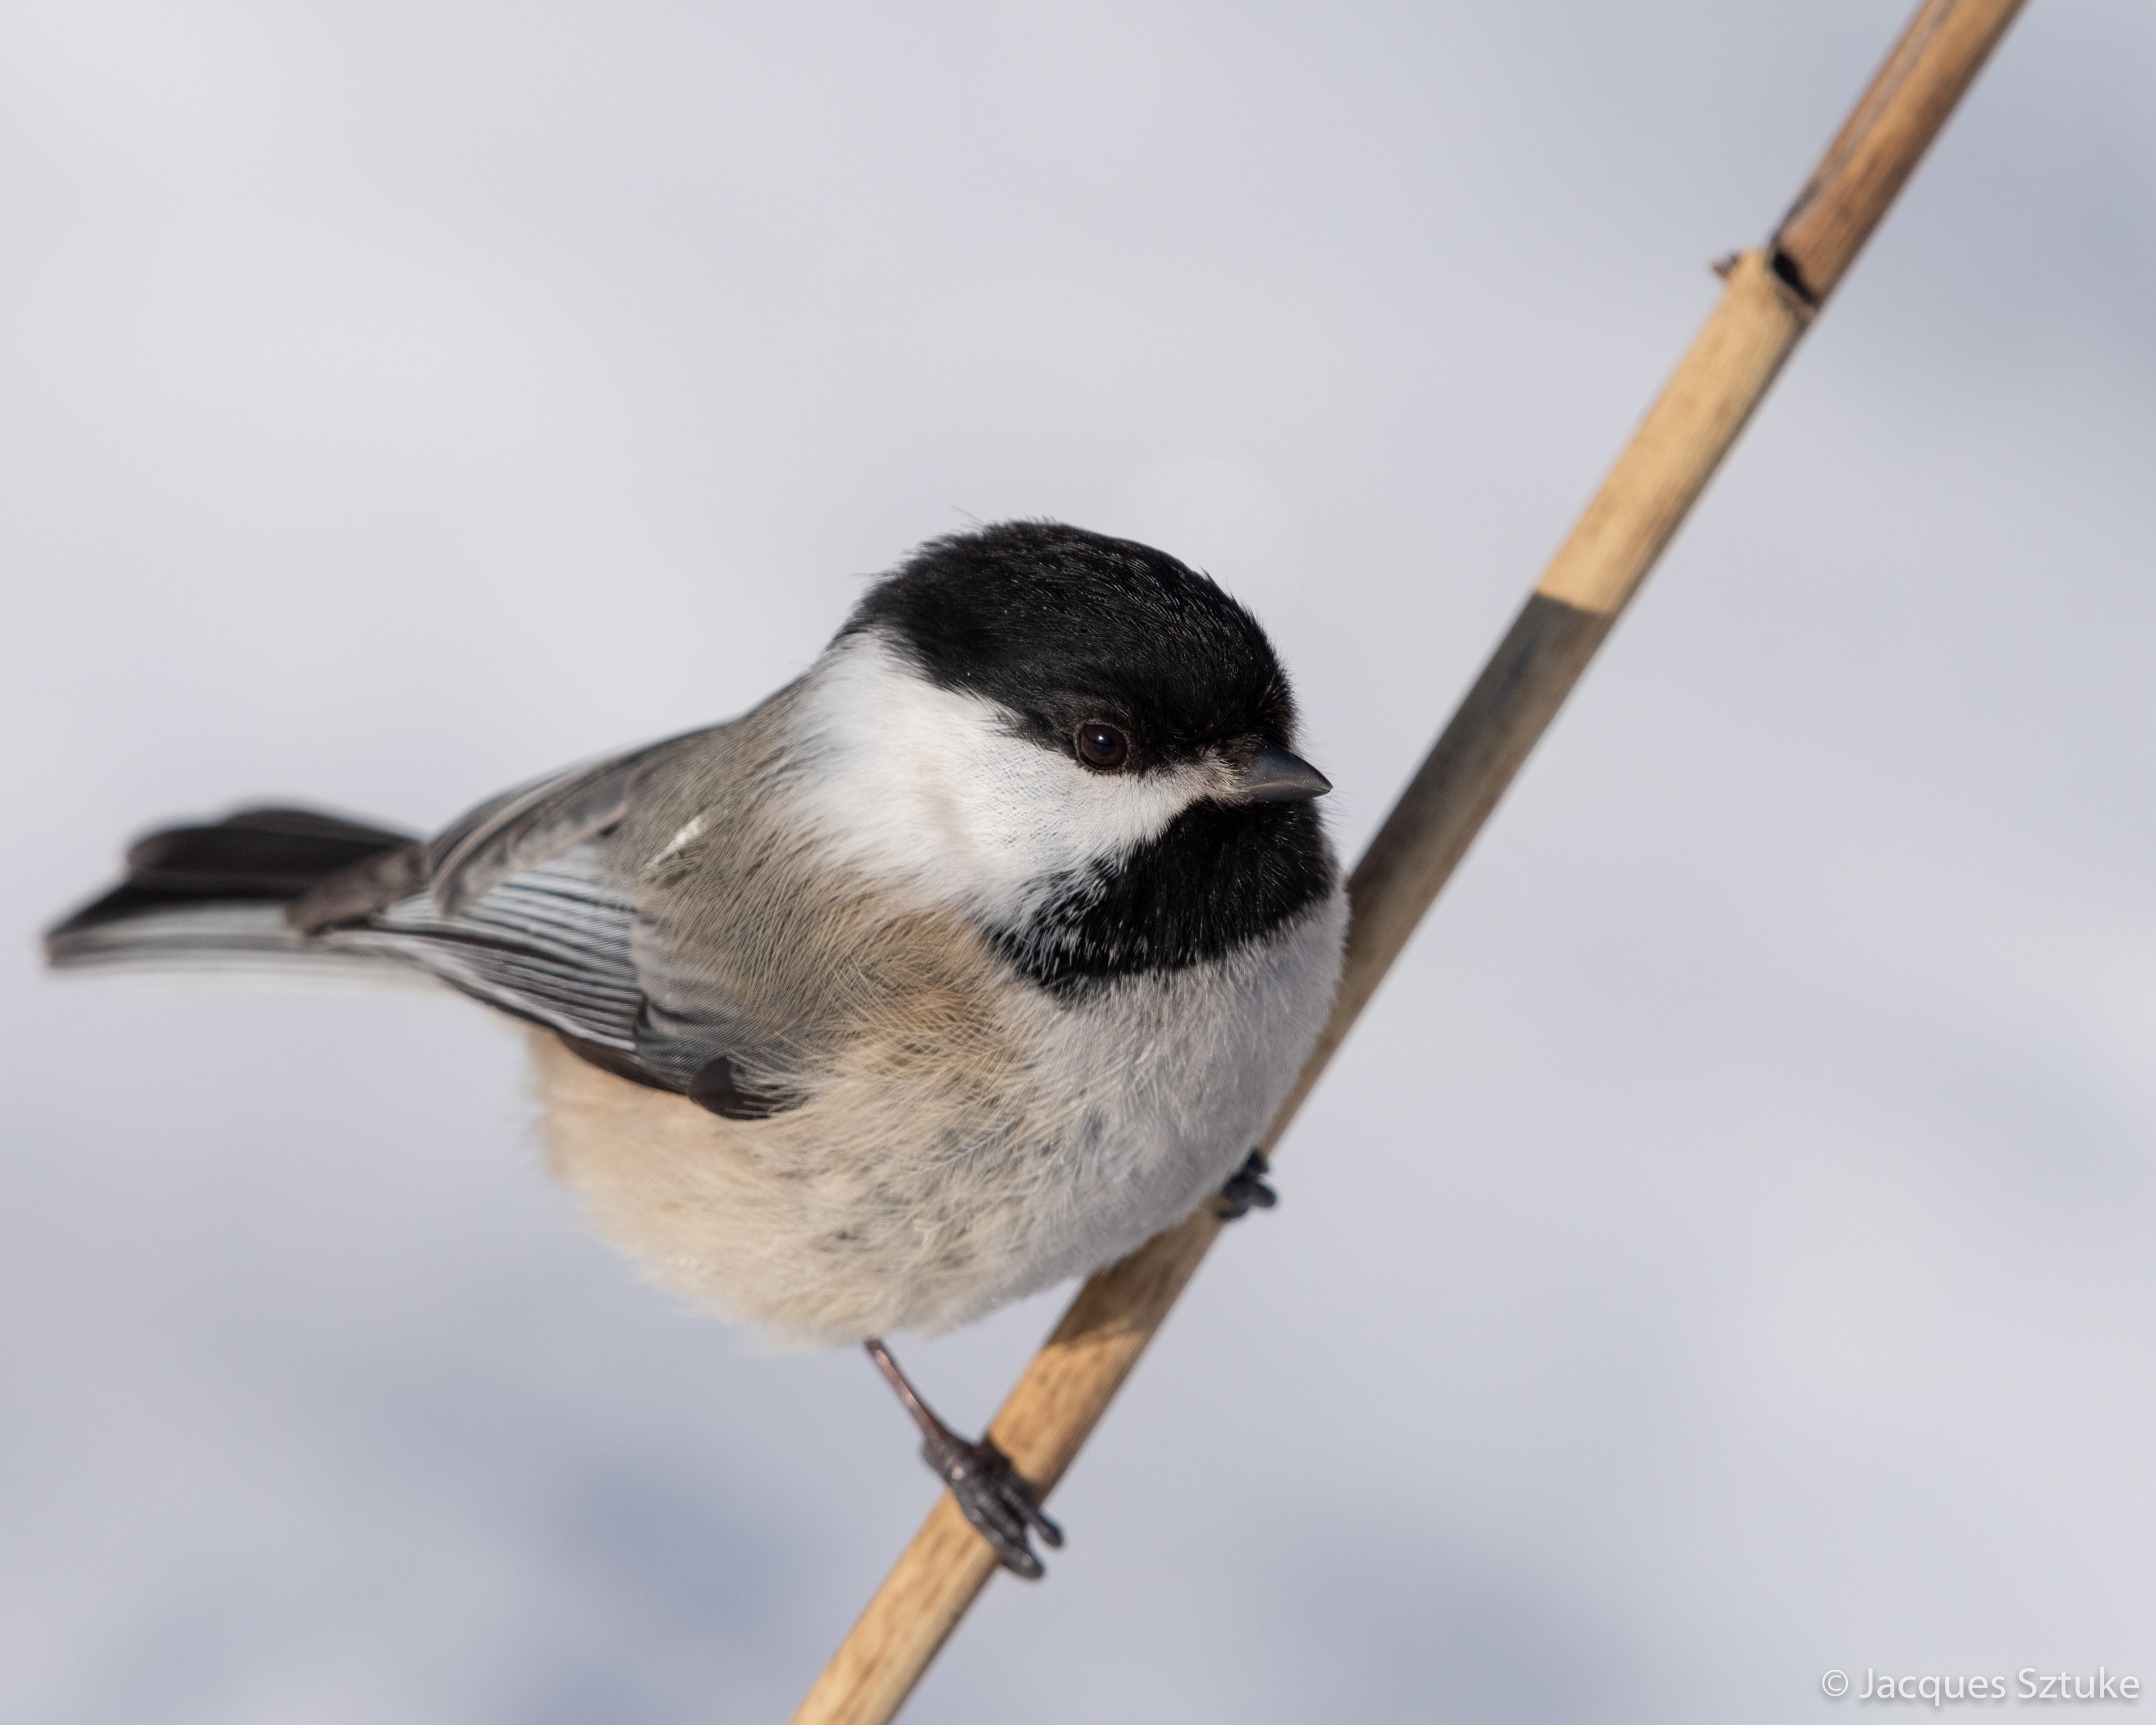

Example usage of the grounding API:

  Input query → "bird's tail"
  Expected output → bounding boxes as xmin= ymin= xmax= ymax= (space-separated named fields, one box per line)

xmin=45 ymin=807 xmax=422 ymax=976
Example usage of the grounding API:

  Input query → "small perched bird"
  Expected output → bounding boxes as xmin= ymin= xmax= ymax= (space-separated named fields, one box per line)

xmin=47 ymin=521 xmax=1345 ymax=1575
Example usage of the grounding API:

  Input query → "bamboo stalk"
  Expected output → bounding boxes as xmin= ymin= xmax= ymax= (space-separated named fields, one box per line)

xmin=790 ymin=3 xmax=2027 ymax=1719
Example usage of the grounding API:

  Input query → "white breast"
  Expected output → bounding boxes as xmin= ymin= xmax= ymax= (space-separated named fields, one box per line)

xmin=980 ymin=892 xmax=1347 ymax=1296
xmin=532 ymin=885 xmax=1344 ymax=1349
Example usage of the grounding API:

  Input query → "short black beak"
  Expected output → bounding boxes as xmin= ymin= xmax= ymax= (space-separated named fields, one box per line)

xmin=1243 ymin=745 xmax=1332 ymax=803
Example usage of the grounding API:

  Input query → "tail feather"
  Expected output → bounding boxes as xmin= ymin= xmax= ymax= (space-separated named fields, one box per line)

xmin=47 ymin=807 xmax=652 ymax=1075
xmin=121 ymin=807 xmax=415 ymax=896
xmin=47 ymin=807 xmax=421 ymax=971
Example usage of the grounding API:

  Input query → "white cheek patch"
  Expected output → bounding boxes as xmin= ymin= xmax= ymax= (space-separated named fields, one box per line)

xmin=785 ymin=632 xmax=1223 ymax=924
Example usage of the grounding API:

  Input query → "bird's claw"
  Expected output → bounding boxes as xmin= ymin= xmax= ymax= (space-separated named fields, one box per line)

xmin=922 ymin=1429 xmax=1063 ymax=1579
xmin=1215 ymin=1148 xmax=1277 ymax=1220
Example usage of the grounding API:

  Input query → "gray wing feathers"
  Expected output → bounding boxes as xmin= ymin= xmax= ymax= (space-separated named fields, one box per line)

xmin=427 ymin=731 xmax=709 ymax=920
xmin=328 ymin=846 xmax=645 ymax=1051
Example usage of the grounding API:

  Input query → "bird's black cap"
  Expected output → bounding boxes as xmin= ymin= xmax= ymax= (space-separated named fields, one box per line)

xmin=847 ymin=521 xmax=1301 ymax=768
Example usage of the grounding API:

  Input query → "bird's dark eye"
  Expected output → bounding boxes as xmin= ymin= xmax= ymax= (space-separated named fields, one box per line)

xmin=1074 ymin=722 xmax=1130 ymax=772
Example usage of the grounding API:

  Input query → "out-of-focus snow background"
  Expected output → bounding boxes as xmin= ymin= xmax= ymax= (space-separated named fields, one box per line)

xmin=3 ymin=3 xmax=2151 ymax=1719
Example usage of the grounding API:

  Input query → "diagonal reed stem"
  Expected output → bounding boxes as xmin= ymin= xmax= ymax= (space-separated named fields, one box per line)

xmin=789 ymin=4 xmax=2027 ymax=1718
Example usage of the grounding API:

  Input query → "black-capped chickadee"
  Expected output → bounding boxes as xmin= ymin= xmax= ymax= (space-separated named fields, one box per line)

xmin=47 ymin=521 xmax=1344 ymax=1575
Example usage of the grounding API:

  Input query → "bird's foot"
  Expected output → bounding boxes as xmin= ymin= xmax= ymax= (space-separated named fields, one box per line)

xmin=1215 ymin=1147 xmax=1277 ymax=1220
xmin=920 ymin=1427 xmax=1063 ymax=1580
xmin=865 ymin=1338 xmax=1063 ymax=1578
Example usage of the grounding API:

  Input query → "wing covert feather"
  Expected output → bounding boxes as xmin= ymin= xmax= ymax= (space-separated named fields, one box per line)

xmin=427 ymin=729 xmax=715 ymax=919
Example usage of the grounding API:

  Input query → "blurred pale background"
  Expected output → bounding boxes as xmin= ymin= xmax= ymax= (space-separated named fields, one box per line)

xmin=3 ymin=3 xmax=2151 ymax=1720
